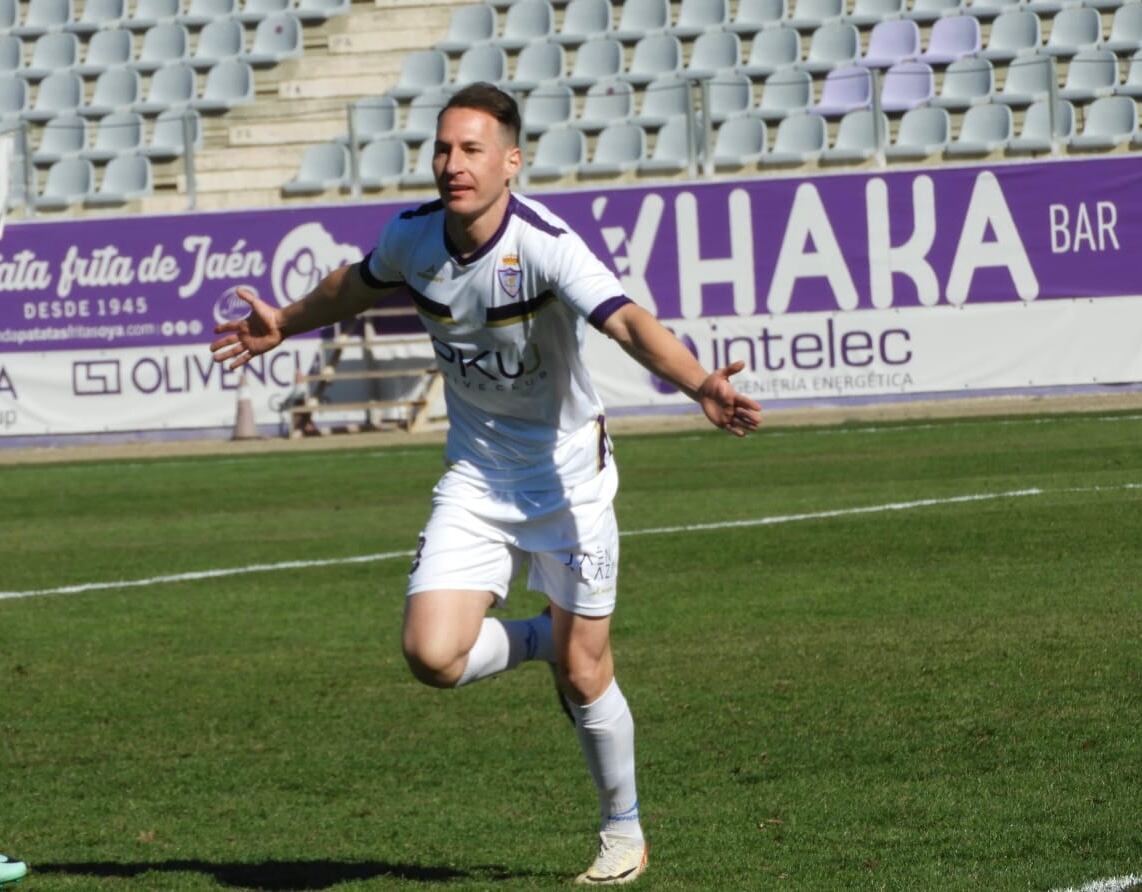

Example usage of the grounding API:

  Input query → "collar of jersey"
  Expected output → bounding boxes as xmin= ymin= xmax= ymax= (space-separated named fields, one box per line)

xmin=443 ymin=193 xmax=519 ymax=267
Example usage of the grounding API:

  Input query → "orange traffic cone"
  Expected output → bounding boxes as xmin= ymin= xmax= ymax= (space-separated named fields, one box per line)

xmin=232 ymin=370 xmax=257 ymax=440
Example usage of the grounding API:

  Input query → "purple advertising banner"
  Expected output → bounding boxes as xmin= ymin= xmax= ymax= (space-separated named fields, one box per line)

xmin=0 ymin=155 xmax=1138 ymax=357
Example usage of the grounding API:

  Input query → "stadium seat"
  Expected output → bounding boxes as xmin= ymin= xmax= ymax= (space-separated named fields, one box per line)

xmin=337 ymin=96 xmax=397 ymax=147
xmin=236 ymin=0 xmax=289 ymax=25
xmin=0 ymin=36 xmax=20 ymax=77
xmin=931 ymin=56 xmax=995 ymax=108
xmin=1044 ymin=7 xmax=1101 ymax=57
xmin=452 ymin=43 xmax=508 ymax=89
xmin=846 ymin=0 xmax=903 ymax=27
xmin=388 ymin=50 xmax=448 ymax=101
xmin=133 ymin=22 xmax=190 ymax=72
xmin=76 ymin=28 xmax=134 ymax=76
xmin=82 ymin=66 xmax=142 ymax=116
xmin=358 ymin=136 xmax=408 ymax=190
xmin=1102 ymin=2 xmax=1142 ymax=53
xmin=706 ymin=71 xmax=754 ymax=122
xmin=884 ymin=104 xmax=950 ymax=158
xmin=398 ymin=137 xmax=435 ymax=187
xmin=564 ymin=36 xmax=623 ymax=88
xmin=738 ymin=25 xmax=801 ymax=78
xmin=13 ymin=0 xmax=73 ymax=38
xmin=612 ymin=0 xmax=670 ymax=42
xmin=579 ymin=121 xmax=646 ymax=175
xmin=526 ymin=125 xmax=585 ymax=179
xmin=25 ymin=69 xmax=84 ymax=121
xmin=762 ymin=111 xmax=826 ymax=163
xmin=685 ymin=30 xmax=741 ymax=80
xmin=879 ymin=60 xmax=935 ymax=111
xmin=904 ymin=0 xmax=963 ymax=23
xmin=821 ymin=108 xmax=888 ymax=161
xmin=1023 ymin=0 xmax=1064 ymax=15
xmin=573 ymin=77 xmax=634 ymax=131
xmin=860 ymin=19 xmax=921 ymax=69
xmin=494 ymin=0 xmax=555 ymax=51
xmin=712 ymin=114 xmax=767 ymax=169
xmin=995 ymin=53 xmax=1053 ymax=106
xmin=504 ymin=40 xmax=564 ymax=92
xmin=32 ymin=113 xmax=87 ymax=164
xmin=522 ymin=82 xmax=573 ymax=132
xmin=397 ymin=90 xmax=449 ymax=142
xmin=787 ymin=0 xmax=844 ymax=31
xmin=965 ymin=0 xmax=1020 ymax=18
xmin=293 ymin=0 xmax=349 ymax=24
xmin=0 ymin=77 xmax=29 ymax=124
xmin=190 ymin=18 xmax=244 ymax=70
xmin=669 ymin=0 xmax=730 ymax=38
xmin=621 ymin=33 xmax=683 ymax=85
xmin=1007 ymin=97 xmax=1074 ymax=151
xmin=730 ymin=0 xmax=786 ymax=32
xmin=756 ymin=65 xmax=813 ymax=119
xmin=1059 ymin=48 xmax=1119 ymax=100
xmin=803 ymin=21 xmax=859 ymax=72
xmin=81 ymin=109 xmax=143 ymax=160
xmin=917 ymin=14 xmax=981 ymax=64
xmin=636 ymin=114 xmax=692 ymax=172
xmin=135 ymin=61 xmax=195 ymax=114
xmin=944 ymin=101 xmax=1013 ymax=155
xmin=631 ymin=75 xmax=690 ymax=128
xmin=436 ymin=5 xmax=497 ymax=55
xmin=66 ymin=0 xmax=125 ymax=34
xmin=124 ymin=0 xmax=180 ymax=32
xmin=282 ymin=140 xmax=349 ymax=194
xmin=194 ymin=58 xmax=254 ymax=111
xmin=811 ymin=64 xmax=872 ymax=115
xmin=20 ymin=33 xmax=79 ymax=82
xmin=143 ymin=105 xmax=201 ymax=158
xmin=1115 ymin=48 xmax=1142 ymax=97
xmin=179 ymin=0 xmax=235 ymax=27
xmin=980 ymin=9 xmax=1041 ymax=62
xmin=0 ymin=0 xmax=15 ymax=30
xmin=554 ymin=0 xmax=611 ymax=45
xmin=34 ymin=156 xmax=94 ymax=209
xmin=1067 ymin=93 xmax=1137 ymax=148
xmin=85 ymin=152 xmax=152 ymax=205
xmin=242 ymin=12 xmax=303 ymax=67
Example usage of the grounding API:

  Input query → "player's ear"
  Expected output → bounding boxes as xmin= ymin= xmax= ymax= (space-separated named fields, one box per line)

xmin=505 ymin=142 xmax=523 ymax=179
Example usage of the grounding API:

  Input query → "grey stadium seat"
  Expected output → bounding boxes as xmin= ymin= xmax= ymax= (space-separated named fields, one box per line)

xmin=242 ymin=12 xmax=303 ymax=67
xmin=803 ymin=21 xmax=860 ymax=74
xmin=1059 ymin=49 xmax=1119 ymax=101
xmin=194 ymin=58 xmax=254 ymax=111
xmin=579 ymin=121 xmax=646 ymax=176
xmin=707 ymin=72 xmax=754 ymax=123
xmin=522 ymin=82 xmax=573 ymax=133
xmin=135 ymin=61 xmax=196 ymax=114
xmin=966 ymin=0 xmax=1019 ymax=18
xmin=144 ymin=105 xmax=202 ymax=158
xmin=85 ymin=152 xmax=153 ymax=205
xmin=358 ymin=136 xmax=408 ymax=190
xmin=526 ymin=125 xmax=585 ymax=179
xmin=739 ymin=25 xmax=801 ymax=79
xmin=821 ymin=108 xmax=888 ymax=162
xmin=787 ymin=0 xmax=843 ymax=31
xmin=931 ymin=56 xmax=995 ymax=109
xmin=180 ymin=0 xmax=235 ymax=27
xmin=846 ymin=0 xmax=903 ymax=27
xmin=917 ymin=14 xmax=981 ymax=65
xmin=25 ymin=70 xmax=84 ymax=122
xmin=904 ymin=0 xmax=963 ymax=23
xmin=398 ymin=137 xmax=435 ymax=187
xmin=631 ymin=75 xmax=690 ymax=128
xmin=493 ymin=0 xmax=555 ymax=51
xmin=1044 ymin=7 xmax=1102 ymax=57
xmin=21 ymin=33 xmax=80 ymax=82
xmin=1008 ymin=97 xmax=1074 ymax=152
xmin=756 ymin=65 xmax=813 ymax=120
xmin=13 ymin=0 xmax=74 ymax=38
xmin=435 ymin=4 xmax=497 ymax=55
xmin=294 ymin=0 xmax=349 ymax=24
xmin=504 ymin=40 xmax=565 ymax=92
xmin=981 ymin=9 xmax=1041 ymax=62
xmin=237 ymin=0 xmax=289 ymax=24
xmin=76 ymin=28 xmax=134 ymax=77
xmin=342 ymin=95 xmax=398 ymax=144
xmin=133 ymin=23 xmax=191 ymax=73
xmin=124 ymin=0 xmax=180 ymax=31
xmin=1102 ymin=2 xmax=1142 ymax=53
xmin=554 ymin=0 xmax=611 ymax=46
xmin=0 ymin=36 xmax=22 ymax=77
xmin=452 ymin=43 xmax=508 ymax=89
xmin=66 ymin=0 xmax=126 ymax=34
xmin=1068 ymin=94 xmax=1137 ymax=149
xmin=612 ymin=0 xmax=670 ymax=42
xmin=996 ymin=53 xmax=1053 ymax=107
xmin=859 ymin=19 xmax=921 ymax=70
xmin=669 ymin=0 xmax=730 ymax=38
xmin=712 ymin=114 xmax=767 ymax=169
xmin=574 ymin=78 xmax=634 ymax=131
xmin=398 ymin=90 xmax=449 ymax=142
xmin=388 ymin=50 xmax=449 ymax=101
xmin=761 ymin=111 xmax=827 ymax=164
xmin=191 ymin=18 xmax=244 ymax=70
xmin=82 ymin=109 xmax=144 ymax=160
xmin=34 ymin=156 xmax=94 ymax=209
xmin=0 ymin=0 xmax=15 ymax=30
xmin=32 ymin=113 xmax=87 ymax=165
xmin=564 ymin=36 xmax=622 ymax=89
xmin=0 ymin=76 xmax=30 ymax=124
xmin=621 ymin=33 xmax=683 ymax=86
xmin=685 ymin=30 xmax=741 ymax=81
xmin=1115 ymin=48 xmax=1142 ymax=98
xmin=884 ymin=105 xmax=950 ymax=159
xmin=282 ymin=141 xmax=349 ymax=194
xmin=730 ymin=0 xmax=786 ymax=33
xmin=945 ymin=102 xmax=1013 ymax=155
xmin=636 ymin=115 xmax=693 ymax=173
xmin=82 ymin=66 xmax=142 ymax=117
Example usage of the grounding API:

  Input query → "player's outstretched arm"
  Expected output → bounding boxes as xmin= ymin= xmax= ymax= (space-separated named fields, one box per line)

xmin=210 ymin=262 xmax=389 ymax=370
xmin=600 ymin=302 xmax=761 ymax=437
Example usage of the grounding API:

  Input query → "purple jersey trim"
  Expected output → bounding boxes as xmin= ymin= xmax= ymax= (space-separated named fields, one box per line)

xmin=510 ymin=194 xmax=567 ymax=239
xmin=358 ymin=252 xmax=401 ymax=290
xmin=588 ymin=295 xmax=633 ymax=331
xmin=445 ymin=196 xmax=516 ymax=266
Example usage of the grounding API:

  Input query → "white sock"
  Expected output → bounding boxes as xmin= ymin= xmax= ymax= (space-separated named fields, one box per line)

xmin=569 ymin=678 xmax=644 ymax=840
xmin=456 ymin=612 xmax=554 ymax=687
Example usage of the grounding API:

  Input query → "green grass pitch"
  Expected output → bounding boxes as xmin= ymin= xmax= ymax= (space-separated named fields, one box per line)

xmin=1 ymin=410 xmax=1139 ymax=891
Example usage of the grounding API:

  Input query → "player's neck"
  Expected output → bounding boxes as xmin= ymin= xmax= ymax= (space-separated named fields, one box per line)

xmin=445 ymin=191 xmax=512 ymax=258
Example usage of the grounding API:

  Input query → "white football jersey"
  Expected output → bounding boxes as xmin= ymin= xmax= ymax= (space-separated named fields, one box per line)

xmin=365 ymin=192 xmax=632 ymax=492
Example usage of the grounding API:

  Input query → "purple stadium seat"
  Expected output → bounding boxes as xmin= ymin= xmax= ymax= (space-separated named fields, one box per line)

xmin=812 ymin=64 xmax=872 ymax=116
xmin=880 ymin=60 xmax=935 ymax=112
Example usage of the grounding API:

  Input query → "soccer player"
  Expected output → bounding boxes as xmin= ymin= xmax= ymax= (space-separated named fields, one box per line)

xmin=211 ymin=82 xmax=761 ymax=885
xmin=0 ymin=854 xmax=26 ymax=885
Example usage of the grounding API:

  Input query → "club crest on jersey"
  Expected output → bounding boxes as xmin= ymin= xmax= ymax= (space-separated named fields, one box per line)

xmin=497 ymin=256 xmax=521 ymax=298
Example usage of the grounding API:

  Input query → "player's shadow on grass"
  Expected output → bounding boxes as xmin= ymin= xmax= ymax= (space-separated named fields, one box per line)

xmin=36 ymin=858 xmax=549 ymax=889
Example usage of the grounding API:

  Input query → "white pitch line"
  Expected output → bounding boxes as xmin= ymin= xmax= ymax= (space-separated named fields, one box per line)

xmin=1 ymin=482 xmax=1139 ymax=602
xmin=1049 ymin=875 xmax=1142 ymax=892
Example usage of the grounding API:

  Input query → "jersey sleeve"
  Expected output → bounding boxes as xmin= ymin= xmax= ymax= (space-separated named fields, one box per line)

xmin=361 ymin=218 xmax=407 ymax=289
xmin=541 ymin=226 xmax=632 ymax=331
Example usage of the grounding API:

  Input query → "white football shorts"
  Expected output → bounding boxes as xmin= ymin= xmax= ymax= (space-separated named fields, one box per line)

xmin=406 ymin=462 xmax=620 ymax=617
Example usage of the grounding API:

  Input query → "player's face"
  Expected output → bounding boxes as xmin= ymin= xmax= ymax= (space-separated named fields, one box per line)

xmin=433 ymin=106 xmax=521 ymax=224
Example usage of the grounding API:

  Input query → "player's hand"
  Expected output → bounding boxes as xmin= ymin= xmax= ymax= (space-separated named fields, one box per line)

xmin=697 ymin=361 xmax=762 ymax=437
xmin=209 ymin=287 xmax=285 ymax=370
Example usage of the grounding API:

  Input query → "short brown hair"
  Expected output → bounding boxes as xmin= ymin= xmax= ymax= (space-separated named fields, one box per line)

xmin=440 ymin=83 xmax=521 ymax=147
